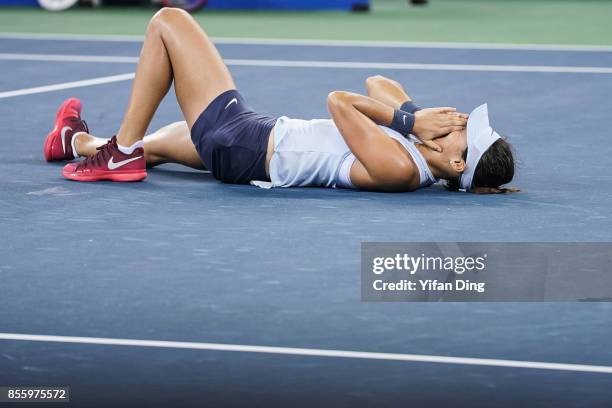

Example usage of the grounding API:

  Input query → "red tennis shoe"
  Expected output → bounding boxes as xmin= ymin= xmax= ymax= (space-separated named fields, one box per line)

xmin=44 ymin=97 xmax=89 ymax=162
xmin=62 ymin=136 xmax=146 ymax=182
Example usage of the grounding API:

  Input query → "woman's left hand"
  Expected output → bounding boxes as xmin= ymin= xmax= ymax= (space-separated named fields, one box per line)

xmin=413 ymin=108 xmax=469 ymax=151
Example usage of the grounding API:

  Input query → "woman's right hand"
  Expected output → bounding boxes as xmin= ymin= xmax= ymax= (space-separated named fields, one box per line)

xmin=413 ymin=108 xmax=468 ymax=151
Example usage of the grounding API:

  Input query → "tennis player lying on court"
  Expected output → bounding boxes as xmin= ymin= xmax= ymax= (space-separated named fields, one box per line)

xmin=43 ymin=8 xmax=516 ymax=193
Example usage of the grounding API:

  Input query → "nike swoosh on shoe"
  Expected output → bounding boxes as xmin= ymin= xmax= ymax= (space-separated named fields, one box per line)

xmin=107 ymin=156 xmax=143 ymax=170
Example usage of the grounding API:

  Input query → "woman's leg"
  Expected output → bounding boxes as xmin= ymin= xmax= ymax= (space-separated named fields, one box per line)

xmin=116 ymin=7 xmax=235 ymax=146
xmin=141 ymin=122 xmax=205 ymax=169
xmin=62 ymin=7 xmax=234 ymax=181
xmin=74 ymin=121 xmax=205 ymax=170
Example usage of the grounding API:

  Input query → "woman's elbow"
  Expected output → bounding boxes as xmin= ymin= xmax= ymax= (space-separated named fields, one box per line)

xmin=327 ymin=91 xmax=350 ymax=112
xmin=327 ymin=90 xmax=349 ymax=103
xmin=365 ymin=75 xmax=386 ymax=89
xmin=328 ymin=90 xmax=356 ymax=107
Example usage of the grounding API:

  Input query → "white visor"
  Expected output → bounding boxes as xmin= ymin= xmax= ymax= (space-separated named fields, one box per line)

xmin=459 ymin=104 xmax=501 ymax=191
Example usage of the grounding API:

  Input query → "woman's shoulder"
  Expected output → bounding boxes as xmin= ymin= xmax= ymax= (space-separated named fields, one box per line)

xmin=351 ymin=154 xmax=421 ymax=192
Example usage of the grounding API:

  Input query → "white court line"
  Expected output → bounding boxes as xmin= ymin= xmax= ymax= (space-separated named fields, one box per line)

xmin=2 ymin=53 xmax=612 ymax=75
xmin=219 ymin=37 xmax=612 ymax=53
xmin=226 ymin=58 xmax=612 ymax=74
xmin=1 ymin=332 xmax=611 ymax=374
xmin=0 ymin=73 xmax=134 ymax=99
xmin=1 ymin=32 xmax=612 ymax=52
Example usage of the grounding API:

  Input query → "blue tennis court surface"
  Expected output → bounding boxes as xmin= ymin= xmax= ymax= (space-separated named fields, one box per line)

xmin=1 ymin=35 xmax=612 ymax=407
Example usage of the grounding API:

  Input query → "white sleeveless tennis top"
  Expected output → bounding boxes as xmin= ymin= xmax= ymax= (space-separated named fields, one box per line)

xmin=267 ymin=116 xmax=437 ymax=190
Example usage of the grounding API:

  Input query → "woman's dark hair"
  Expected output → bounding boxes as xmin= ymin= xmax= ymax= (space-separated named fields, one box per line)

xmin=446 ymin=138 xmax=515 ymax=192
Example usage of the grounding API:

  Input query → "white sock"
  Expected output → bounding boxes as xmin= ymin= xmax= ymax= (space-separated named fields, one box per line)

xmin=72 ymin=132 xmax=87 ymax=158
xmin=117 ymin=140 xmax=144 ymax=155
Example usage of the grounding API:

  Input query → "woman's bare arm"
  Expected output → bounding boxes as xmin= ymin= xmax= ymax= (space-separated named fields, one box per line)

xmin=327 ymin=91 xmax=417 ymax=191
xmin=366 ymin=75 xmax=469 ymax=144
xmin=365 ymin=75 xmax=412 ymax=109
xmin=327 ymin=91 xmax=467 ymax=190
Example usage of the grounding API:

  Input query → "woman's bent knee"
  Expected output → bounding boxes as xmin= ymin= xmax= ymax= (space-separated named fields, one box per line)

xmin=151 ymin=7 xmax=191 ymax=27
xmin=148 ymin=7 xmax=203 ymax=41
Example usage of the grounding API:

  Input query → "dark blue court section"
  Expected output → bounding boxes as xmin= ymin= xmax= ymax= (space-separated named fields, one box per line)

xmin=3 ymin=38 xmax=612 ymax=67
xmin=1 ymin=38 xmax=612 ymax=407
xmin=0 ymin=61 xmax=132 ymax=92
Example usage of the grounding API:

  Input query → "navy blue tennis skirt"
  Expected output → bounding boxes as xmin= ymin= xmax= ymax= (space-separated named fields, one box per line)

xmin=190 ymin=90 xmax=276 ymax=184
